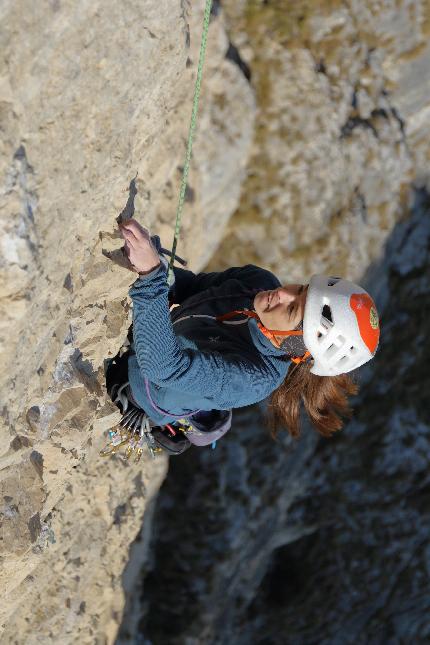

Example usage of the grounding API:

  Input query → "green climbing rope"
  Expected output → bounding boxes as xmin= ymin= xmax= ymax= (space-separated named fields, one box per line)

xmin=167 ymin=0 xmax=213 ymax=285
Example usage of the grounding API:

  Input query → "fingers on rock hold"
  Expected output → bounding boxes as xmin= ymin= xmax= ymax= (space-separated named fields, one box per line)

xmin=121 ymin=219 xmax=149 ymax=241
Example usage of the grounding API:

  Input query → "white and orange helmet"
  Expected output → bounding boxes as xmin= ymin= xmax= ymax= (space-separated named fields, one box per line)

xmin=303 ymin=275 xmax=380 ymax=376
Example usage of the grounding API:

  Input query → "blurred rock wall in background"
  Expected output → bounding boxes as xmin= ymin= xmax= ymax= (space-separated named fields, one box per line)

xmin=207 ymin=0 xmax=429 ymax=282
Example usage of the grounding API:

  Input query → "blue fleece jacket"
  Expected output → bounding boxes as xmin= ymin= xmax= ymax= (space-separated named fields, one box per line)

xmin=127 ymin=263 xmax=291 ymax=424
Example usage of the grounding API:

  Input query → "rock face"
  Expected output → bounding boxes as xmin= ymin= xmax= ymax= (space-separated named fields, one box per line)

xmin=1 ymin=0 xmax=430 ymax=643
xmin=0 ymin=1 xmax=254 ymax=642
xmin=121 ymin=188 xmax=430 ymax=645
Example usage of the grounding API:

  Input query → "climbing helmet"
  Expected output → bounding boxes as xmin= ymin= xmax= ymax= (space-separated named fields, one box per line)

xmin=302 ymin=274 xmax=380 ymax=376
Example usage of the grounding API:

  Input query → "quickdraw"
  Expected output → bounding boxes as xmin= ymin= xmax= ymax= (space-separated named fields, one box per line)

xmin=100 ymin=419 xmax=163 ymax=462
xmin=100 ymin=383 xmax=162 ymax=461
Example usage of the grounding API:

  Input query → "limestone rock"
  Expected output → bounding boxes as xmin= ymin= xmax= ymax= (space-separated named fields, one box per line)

xmin=0 ymin=1 xmax=254 ymax=641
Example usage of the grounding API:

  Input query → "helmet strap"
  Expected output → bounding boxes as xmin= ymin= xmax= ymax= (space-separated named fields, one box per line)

xmin=257 ymin=322 xmax=311 ymax=363
xmin=216 ymin=308 xmax=312 ymax=364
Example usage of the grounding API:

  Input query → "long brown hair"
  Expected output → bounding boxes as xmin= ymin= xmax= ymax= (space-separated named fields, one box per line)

xmin=266 ymin=362 xmax=359 ymax=439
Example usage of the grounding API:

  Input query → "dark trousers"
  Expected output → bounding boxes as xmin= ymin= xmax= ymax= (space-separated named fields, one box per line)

xmin=105 ymin=348 xmax=132 ymax=402
xmin=127 ymin=323 xmax=134 ymax=344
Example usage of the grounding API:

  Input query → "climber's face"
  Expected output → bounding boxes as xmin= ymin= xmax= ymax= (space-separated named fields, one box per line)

xmin=253 ymin=284 xmax=308 ymax=345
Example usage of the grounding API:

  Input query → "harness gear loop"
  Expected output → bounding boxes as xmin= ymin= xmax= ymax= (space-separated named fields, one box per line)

xmin=167 ymin=0 xmax=213 ymax=285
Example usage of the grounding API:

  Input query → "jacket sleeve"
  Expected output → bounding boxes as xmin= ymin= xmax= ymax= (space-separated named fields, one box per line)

xmin=128 ymin=265 xmax=275 ymax=404
xmin=171 ymin=264 xmax=280 ymax=305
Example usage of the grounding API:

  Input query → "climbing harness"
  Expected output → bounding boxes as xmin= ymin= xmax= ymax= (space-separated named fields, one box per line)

xmin=173 ymin=410 xmax=232 ymax=447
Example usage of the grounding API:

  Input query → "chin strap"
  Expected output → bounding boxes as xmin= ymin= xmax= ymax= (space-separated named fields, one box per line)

xmin=216 ymin=309 xmax=312 ymax=365
xmin=290 ymin=351 xmax=312 ymax=365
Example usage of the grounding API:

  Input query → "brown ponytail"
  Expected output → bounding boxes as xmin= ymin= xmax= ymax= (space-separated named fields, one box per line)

xmin=266 ymin=362 xmax=359 ymax=439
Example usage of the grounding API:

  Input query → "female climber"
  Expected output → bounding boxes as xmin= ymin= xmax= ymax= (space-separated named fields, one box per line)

xmin=104 ymin=218 xmax=380 ymax=458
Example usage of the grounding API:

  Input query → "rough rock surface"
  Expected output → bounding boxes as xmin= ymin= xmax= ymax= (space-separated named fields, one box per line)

xmin=207 ymin=0 xmax=430 ymax=284
xmin=1 ymin=0 xmax=430 ymax=642
xmin=122 ymin=186 xmax=430 ymax=645
xmin=0 ymin=1 xmax=254 ymax=642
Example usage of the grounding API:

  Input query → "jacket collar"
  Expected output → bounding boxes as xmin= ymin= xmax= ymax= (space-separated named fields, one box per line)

xmin=247 ymin=317 xmax=288 ymax=358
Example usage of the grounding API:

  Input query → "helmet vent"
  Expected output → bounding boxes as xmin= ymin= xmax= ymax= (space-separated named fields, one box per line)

xmin=325 ymin=343 xmax=339 ymax=359
xmin=336 ymin=355 xmax=349 ymax=367
xmin=305 ymin=275 xmax=378 ymax=375
xmin=317 ymin=325 xmax=329 ymax=340
xmin=322 ymin=305 xmax=333 ymax=323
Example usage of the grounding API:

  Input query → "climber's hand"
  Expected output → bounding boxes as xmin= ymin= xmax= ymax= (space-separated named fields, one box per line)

xmin=119 ymin=219 xmax=161 ymax=275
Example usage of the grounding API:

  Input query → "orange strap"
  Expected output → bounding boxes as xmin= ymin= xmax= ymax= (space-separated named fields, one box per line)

xmin=291 ymin=350 xmax=312 ymax=364
xmin=216 ymin=309 xmax=311 ymax=364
